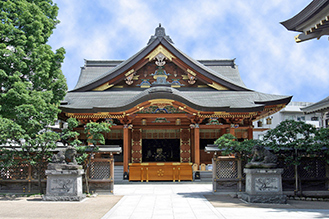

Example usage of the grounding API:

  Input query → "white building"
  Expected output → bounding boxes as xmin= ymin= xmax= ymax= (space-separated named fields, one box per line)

xmin=301 ymin=96 xmax=329 ymax=128
xmin=253 ymin=101 xmax=321 ymax=140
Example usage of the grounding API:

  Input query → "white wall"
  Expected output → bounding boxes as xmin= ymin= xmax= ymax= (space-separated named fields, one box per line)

xmin=253 ymin=101 xmax=321 ymax=140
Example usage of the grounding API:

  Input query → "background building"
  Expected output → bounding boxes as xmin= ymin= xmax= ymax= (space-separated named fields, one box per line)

xmin=253 ymin=101 xmax=321 ymax=140
xmin=302 ymin=96 xmax=329 ymax=128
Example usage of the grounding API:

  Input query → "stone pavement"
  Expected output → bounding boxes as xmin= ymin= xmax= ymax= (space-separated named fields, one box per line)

xmin=0 ymin=194 xmax=122 ymax=219
xmin=102 ymin=183 xmax=329 ymax=219
xmin=1 ymin=183 xmax=329 ymax=219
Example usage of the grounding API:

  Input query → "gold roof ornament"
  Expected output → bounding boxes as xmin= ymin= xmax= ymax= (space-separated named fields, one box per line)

xmin=145 ymin=45 xmax=176 ymax=61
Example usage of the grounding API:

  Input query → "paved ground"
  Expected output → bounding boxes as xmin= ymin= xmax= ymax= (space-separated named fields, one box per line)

xmin=103 ymin=183 xmax=329 ymax=219
xmin=0 ymin=195 xmax=122 ymax=219
xmin=1 ymin=183 xmax=329 ymax=219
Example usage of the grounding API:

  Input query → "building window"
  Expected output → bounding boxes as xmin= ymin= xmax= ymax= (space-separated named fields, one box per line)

xmin=257 ymin=121 xmax=263 ymax=127
xmin=311 ymin=117 xmax=319 ymax=121
xmin=285 ymin=115 xmax=295 ymax=120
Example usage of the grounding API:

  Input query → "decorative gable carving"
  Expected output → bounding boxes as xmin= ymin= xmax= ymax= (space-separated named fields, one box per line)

xmin=145 ymin=45 xmax=175 ymax=61
xmin=92 ymin=44 xmax=231 ymax=91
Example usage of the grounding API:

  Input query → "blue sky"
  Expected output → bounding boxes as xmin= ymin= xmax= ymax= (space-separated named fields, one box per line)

xmin=48 ymin=0 xmax=329 ymax=103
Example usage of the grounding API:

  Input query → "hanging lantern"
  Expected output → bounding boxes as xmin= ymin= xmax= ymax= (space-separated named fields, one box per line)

xmin=266 ymin=117 xmax=272 ymax=125
xmin=141 ymin=119 xmax=147 ymax=126
xmin=175 ymin=119 xmax=181 ymax=125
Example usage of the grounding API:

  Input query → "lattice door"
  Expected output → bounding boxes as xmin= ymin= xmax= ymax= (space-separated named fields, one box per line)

xmin=89 ymin=159 xmax=111 ymax=179
xmin=216 ymin=160 xmax=238 ymax=179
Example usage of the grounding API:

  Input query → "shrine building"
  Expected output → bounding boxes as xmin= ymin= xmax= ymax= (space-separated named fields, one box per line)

xmin=59 ymin=25 xmax=292 ymax=181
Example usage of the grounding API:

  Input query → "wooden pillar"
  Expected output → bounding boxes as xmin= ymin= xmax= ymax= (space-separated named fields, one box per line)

xmin=194 ymin=127 xmax=200 ymax=166
xmin=123 ymin=126 xmax=129 ymax=177
xmin=109 ymin=153 xmax=114 ymax=193
xmin=212 ymin=157 xmax=217 ymax=192
xmin=248 ymin=127 xmax=253 ymax=140
xmin=110 ymin=154 xmax=114 ymax=180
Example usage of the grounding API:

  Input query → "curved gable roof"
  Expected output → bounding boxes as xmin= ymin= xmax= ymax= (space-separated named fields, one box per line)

xmin=71 ymin=36 xmax=250 ymax=92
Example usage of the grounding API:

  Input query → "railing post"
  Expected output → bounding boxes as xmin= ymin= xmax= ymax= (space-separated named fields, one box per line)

xmin=212 ymin=157 xmax=217 ymax=192
xmin=110 ymin=155 xmax=114 ymax=180
xmin=237 ymin=158 xmax=242 ymax=192
xmin=28 ymin=164 xmax=32 ymax=193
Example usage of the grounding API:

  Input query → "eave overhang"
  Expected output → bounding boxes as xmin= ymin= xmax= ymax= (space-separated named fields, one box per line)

xmin=281 ymin=0 xmax=329 ymax=43
xmin=301 ymin=96 xmax=329 ymax=114
xmin=60 ymin=87 xmax=292 ymax=115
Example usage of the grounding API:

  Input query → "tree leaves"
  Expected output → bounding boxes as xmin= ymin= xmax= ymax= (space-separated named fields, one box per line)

xmin=0 ymin=0 xmax=66 ymax=139
xmin=263 ymin=120 xmax=317 ymax=152
xmin=85 ymin=122 xmax=111 ymax=146
xmin=0 ymin=0 xmax=66 ymax=193
xmin=214 ymin=133 xmax=258 ymax=159
xmin=214 ymin=120 xmax=329 ymax=165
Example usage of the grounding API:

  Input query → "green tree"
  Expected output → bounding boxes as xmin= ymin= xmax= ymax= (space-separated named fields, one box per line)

xmin=214 ymin=133 xmax=257 ymax=160
xmin=0 ymin=0 xmax=66 ymax=193
xmin=59 ymin=119 xmax=111 ymax=194
xmin=83 ymin=121 xmax=111 ymax=194
xmin=263 ymin=120 xmax=317 ymax=163
xmin=314 ymin=127 xmax=329 ymax=162
xmin=214 ymin=134 xmax=239 ymax=156
xmin=263 ymin=120 xmax=317 ymax=195
xmin=61 ymin=118 xmax=82 ymax=147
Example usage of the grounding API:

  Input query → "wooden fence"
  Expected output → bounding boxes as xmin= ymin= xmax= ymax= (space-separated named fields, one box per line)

xmin=0 ymin=158 xmax=115 ymax=194
xmin=212 ymin=156 xmax=329 ymax=193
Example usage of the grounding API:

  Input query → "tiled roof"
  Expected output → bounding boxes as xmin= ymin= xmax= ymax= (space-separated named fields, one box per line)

xmin=74 ymin=59 xmax=246 ymax=90
xmin=281 ymin=0 xmax=329 ymax=31
xmin=301 ymin=96 xmax=329 ymax=114
xmin=281 ymin=0 xmax=329 ymax=42
xmin=61 ymin=87 xmax=291 ymax=113
xmin=71 ymin=35 xmax=249 ymax=92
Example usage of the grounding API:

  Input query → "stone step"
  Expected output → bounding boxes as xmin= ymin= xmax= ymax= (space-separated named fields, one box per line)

xmin=114 ymin=166 xmax=124 ymax=182
xmin=194 ymin=171 xmax=213 ymax=182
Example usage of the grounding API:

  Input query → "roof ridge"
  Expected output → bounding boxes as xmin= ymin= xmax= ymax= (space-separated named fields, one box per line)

xmin=147 ymin=23 xmax=174 ymax=45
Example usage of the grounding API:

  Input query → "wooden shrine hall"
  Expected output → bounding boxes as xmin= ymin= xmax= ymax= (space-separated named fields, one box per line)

xmin=59 ymin=24 xmax=292 ymax=181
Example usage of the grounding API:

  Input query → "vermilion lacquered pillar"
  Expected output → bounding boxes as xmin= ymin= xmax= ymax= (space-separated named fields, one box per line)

xmin=123 ymin=126 xmax=129 ymax=179
xmin=194 ymin=126 xmax=200 ymax=166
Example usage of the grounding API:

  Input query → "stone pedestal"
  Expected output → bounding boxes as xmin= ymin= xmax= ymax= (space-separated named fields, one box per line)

xmin=241 ymin=168 xmax=287 ymax=204
xmin=43 ymin=168 xmax=85 ymax=201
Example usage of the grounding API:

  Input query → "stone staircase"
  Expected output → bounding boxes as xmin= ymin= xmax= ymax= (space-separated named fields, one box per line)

xmin=199 ymin=171 xmax=212 ymax=182
xmin=113 ymin=165 xmax=124 ymax=183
